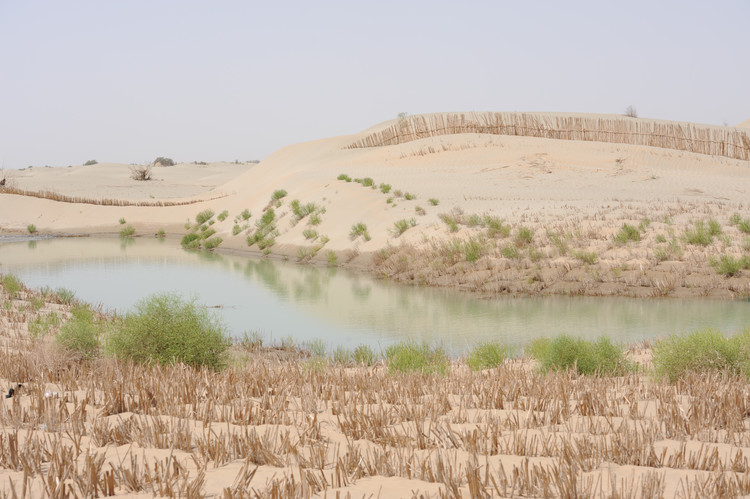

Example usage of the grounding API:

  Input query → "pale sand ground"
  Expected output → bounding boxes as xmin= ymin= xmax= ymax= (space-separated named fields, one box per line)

xmin=3 ymin=285 xmax=750 ymax=497
xmin=1 ymin=112 xmax=749 ymax=299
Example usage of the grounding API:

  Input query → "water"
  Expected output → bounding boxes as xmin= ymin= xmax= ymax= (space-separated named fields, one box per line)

xmin=2 ymin=236 xmax=749 ymax=355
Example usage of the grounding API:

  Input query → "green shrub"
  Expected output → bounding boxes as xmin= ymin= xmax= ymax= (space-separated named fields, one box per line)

xmin=708 ymin=219 xmax=723 ymax=236
xmin=232 ymin=224 xmax=242 ymax=236
xmin=730 ymin=213 xmax=742 ymax=226
xmin=84 ymin=159 xmax=98 ymax=166
xmin=652 ymin=329 xmax=750 ymax=383
xmin=291 ymin=200 xmax=318 ymax=220
xmin=302 ymin=228 xmax=318 ymax=240
xmin=501 ymin=245 xmax=519 ymax=259
xmin=54 ymin=287 xmax=76 ymax=305
xmin=464 ymin=237 xmax=484 ymax=262
xmin=574 ymin=250 xmax=598 ymax=265
xmin=1 ymin=274 xmax=22 ymax=299
xmin=272 ymin=189 xmax=288 ymax=201
xmin=655 ymin=234 xmax=667 ymax=243
xmin=181 ymin=233 xmax=201 ymax=249
xmin=467 ymin=342 xmax=509 ymax=371
xmin=710 ymin=255 xmax=749 ymax=277
xmin=614 ymin=224 xmax=641 ymax=244
xmin=309 ymin=213 xmax=322 ymax=225
xmin=684 ymin=221 xmax=714 ymax=246
xmin=156 ymin=229 xmax=166 ymax=238
xmin=337 ymin=173 xmax=352 ymax=182
xmin=217 ymin=210 xmax=229 ymax=222
xmin=119 ymin=225 xmax=135 ymax=238
xmin=531 ymin=335 xmax=629 ymax=375
xmin=391 ymin=218 xmax=416 ymax=237
xmin=385 ymin=342 xmax=449 ymax=375
xmin=195 ymin=210 xmax=215 ymax=224
xmin=306 ymin=339 xmax=327 ymax=357
xmin=332 ymin=346 xmax=352 ymax=364
xmin=485 ymin=217 xmax=511 ymax=238
xmin=350 ymin=222 xmax=371 ymax=241
xmin=326 ymin=251 xmax=338 ymax=267
xmin=404 ymin=192 xmax=416 ymax=200
xmin=154 ymin=157 xmax=175 ymax=166
xmin=240 ymin=209 xmax=252 ymax=221
xmin=56 ymin=306 xmax=102 ymax=360
xmin=119 ymin=218 xmax=126 ymax=225
xmin=526 ymin=337 xmax=551 ymax=360
xmin=428 ymin=198 xmax=439 ymax=206
xmin=353 ymin=345 xmax=376 ymax=366
xmin=29 ymin=312 xmax=61 ymax=338
xmin=361 ymin=177 xmax=374 ymax=187
xmin=203 ymin=236 xmax=223 ymax=250
xmin=739 ymin=219 xmax=750 ymax=235
xmin=379 ymin=183 xmax=392 ymax=194
xmin=105 ymin=293 xmax=229 ymax=370
xmin=27 ymin=224 xmax=37 ymax=234
xmin=516 ymin=226 xmax=533 ymax=246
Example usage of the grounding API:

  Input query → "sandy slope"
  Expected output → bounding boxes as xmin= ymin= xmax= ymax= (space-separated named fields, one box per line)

xmin=737 ymin=118 xmax=750 ymax=128
xmin=1 ymin=113 xmax=749 ymax=298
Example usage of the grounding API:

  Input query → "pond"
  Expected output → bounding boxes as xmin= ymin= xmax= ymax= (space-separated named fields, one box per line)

xmin=1 ymin=236 xmax=749 ymax=356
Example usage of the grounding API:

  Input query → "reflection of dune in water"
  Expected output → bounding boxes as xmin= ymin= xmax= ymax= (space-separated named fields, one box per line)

xmin=2 ymin=238 xmax=750 ymax=353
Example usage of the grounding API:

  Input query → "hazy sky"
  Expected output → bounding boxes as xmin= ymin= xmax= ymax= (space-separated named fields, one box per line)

xmin=1 ymin=1 xmax=748 ymax=169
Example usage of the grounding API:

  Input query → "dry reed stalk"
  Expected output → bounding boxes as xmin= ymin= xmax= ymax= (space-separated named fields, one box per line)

xmin=0 ymin=185 xmax=228 ymax=207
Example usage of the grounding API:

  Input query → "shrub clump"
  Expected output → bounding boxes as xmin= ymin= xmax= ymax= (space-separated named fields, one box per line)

xmin=652 ymin=329 xmax=750 ymax=383
xmin=105 ymin=293 xmax=230 ymax=370
xmin=154 ymin=157 xmax=175 ymax=166
xmin=614 ymin=223 xmax=641 ymax=244
xmin=529 ymin=335 xmax=630 ymax=375
xmin=350 ymin=222 xmax=371 ymax=241
xmin=466 ymin=342 xmax=509 ymax=371
xmin=56 ymin=305 xmax=103 ymax=360
xmin=1 ymin=274 xmax=22 ymax=299
xmin=385 ymin=342 xmax=449 ymax=375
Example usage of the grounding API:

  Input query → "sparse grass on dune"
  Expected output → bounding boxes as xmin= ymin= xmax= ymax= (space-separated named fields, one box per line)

xmin=3 ymin=280 xmax=750 ymax=496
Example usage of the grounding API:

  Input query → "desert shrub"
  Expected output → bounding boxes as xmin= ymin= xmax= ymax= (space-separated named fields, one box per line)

xmin=464 ymin=237 xmax=484 ymax=262
xmin=272 ymin=189 xmax=287 ymax=201
xmin=1 ymin=274 xmax=22 ymax=299
xmin=105 ymin=293 xmax=229 ymax=370
xmin=54 ymin=287 xmax=76 ymax=305
xmin=195 ymin=209 xmax=215 ymax=224
xmin=574 ymin=250 xmax=598 ymax=264
xmin=290 ymin=200 xmax=318 ymax=220
xmin=361 ymin=177 xmax=374 ymax=187
xmin=119 ymin=218 xmax=126 ymax=225
xmin=353 ymin=344 xmax=376 ymax=366
xmin=27 ymin=224 xmax=37 ymax=234
xmin=614 ymin=223 xmax=641 ymax=244
xmin=683 ymin=221 xmax=715 ymax=246
xmin=501 ymin=245 xmax=519 ymax=259
xmin=652 ymin=329 xmax=750 ymax=383
xmin=240 ymin=209 xmax=252 ymax=221
xmin=83 ymin=159 xmax=98 ymax=166
xmin=404 ymin=192 xmax=416 ymax=200
xmin=350 ymin=222 xmax=371 ymax=241
xmin=708 ymin=218 xmax=723 ymax=236
xmin=154 ymin=157 xmax=175 ymax=166
xmin=232 ymin=224 xmax=242 ymax=236
xmin=439 ymin=213 xmax=460 ymax=233
xmin=203 ymin=236 xmax=223 ymax=250
xmin=385 ymin=342 xmax=449 ymax=375
xmin=309 ymin=212 xmax=322 ymax=225
xmin=119 ymin=225 xmax=135 ymax=238
xmin=379 ymin=183 xmax=392 ymax=194
xmin=428 ymin=198 xmax=439 ymax=206
xmin=181 ymin=233 xmax=201 ymax=249
xmin=531 ymin=335 xmax=629 ymax=375
xmin=391 ymin=218 xmax=416 ymax=237
xmin=337 ymin=173 xmax=352 ymax=182
xmin=467 ymin=342 xmax=509 ymax=371
xmin=326 ymin=251 xmax=338 ymax=267
xmin=217 ymin=210 xmax=229 ymax=222
xmin=624 ymin=105 xmax=637 ymax=118
xmin=129 ymin=164 xmax=152 ymax=181
xmin=516 ymin=226 xmax=533 ymax=246
xmin=302 ymin=229 xmax=318 ymax=240
xmin=156 ymin=229 xmax=166 ymax=238
xmin=56 ymin=305 xmax=102 ymax=360
xmin=415 ymin=206 xmax=426 ymax=216
xmin=738 ymin=219 xmax=750 ymax=234
xmin=710 ymin=255 xmax=749 ymax=277
xmin=332 ymin=346 xmax=352 ymax=365
xmin=29 ymin=312 xmax=61 ymax=338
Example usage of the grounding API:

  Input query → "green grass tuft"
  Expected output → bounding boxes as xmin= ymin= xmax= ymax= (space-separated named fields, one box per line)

xmin=56 ymin=305 xmax=102 ymax=360
xmin=350 ymin=222 xmax=371 ymax=241
xmin=119 ymin=225 xmax=135 ymax=238
xmin=529 ymin=335 xmax=630 ymax=376
xmin=217 ymin=210 xmax=229 ymax=222
xmin=195 ymin=209 xmax=215 ymax=224
xmin=27 ymin=224 xmax=37 ymax=234
xmin=385 ymin=342 xmax=449 ymax=375
xmin=466 ymin=342 xmax=509 ymax=371
xmin=353 ymin=344 xmax=376 ymax=365
xmin=428 ymin=198 xmax=439 ymax=206
xmin=614 ymin=223 xmax=641 ymax=244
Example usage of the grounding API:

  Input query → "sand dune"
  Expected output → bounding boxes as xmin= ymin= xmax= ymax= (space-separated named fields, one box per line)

xmin=1 ymin=112 xmax=749 ymax=298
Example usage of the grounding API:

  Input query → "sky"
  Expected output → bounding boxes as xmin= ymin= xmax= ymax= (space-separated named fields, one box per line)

xmin=1 ymin=0 xmax=748 ymax=169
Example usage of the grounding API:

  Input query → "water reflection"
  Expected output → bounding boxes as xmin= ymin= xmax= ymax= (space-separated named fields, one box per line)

xmin=1 ymin=236 xmax=749 ymax=355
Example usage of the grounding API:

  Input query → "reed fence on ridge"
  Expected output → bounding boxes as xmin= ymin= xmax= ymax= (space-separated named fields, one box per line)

xmin=346 ymin=112 xmax=750 ymax=161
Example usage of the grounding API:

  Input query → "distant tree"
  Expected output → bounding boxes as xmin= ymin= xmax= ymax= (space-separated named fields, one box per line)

xmin=397 ymin=112 xmax=409 ymax=121
xmin=84 ymin=159 xmax=98 ymax=166
xmin=153 ymin=157 xmax=175 ymax=166
xmin=624 ymin=105 xmax=638 ymax=118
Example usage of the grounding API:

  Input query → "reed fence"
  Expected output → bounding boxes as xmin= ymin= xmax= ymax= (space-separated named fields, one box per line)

xmin=347 ymin=112 xmax=750 ymax=161
xmin=0 ymin=185 xmax=229 ymax=207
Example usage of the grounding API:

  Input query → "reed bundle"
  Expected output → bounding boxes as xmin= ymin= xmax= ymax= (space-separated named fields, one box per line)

xmin=347 ymin=112 xmax=750 ymax=162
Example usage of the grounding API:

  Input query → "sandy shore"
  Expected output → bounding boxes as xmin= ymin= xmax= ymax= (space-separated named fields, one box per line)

xmin=3 ymin=280 xmax=750 ymax=497
xmin=1 ymin=112 xmax=749 ymax=299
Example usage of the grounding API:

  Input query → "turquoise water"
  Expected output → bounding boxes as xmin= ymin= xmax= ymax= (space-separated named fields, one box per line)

xmin=1 ymin=236 xmax=749 ymax=355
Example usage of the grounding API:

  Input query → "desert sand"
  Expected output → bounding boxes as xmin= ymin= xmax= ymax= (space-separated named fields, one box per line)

xmin=1 ymin=112 xmax=749 ymax=299
xmin=3 ymin=280 xmax=750 ymax=497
